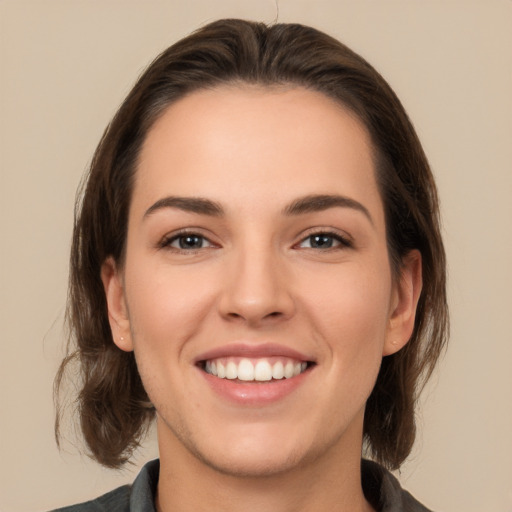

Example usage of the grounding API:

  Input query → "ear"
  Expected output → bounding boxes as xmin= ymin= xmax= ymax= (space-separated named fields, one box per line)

xmin=101 ymin=257 xmax=134 ymax=352
xmin=383 ymin=250 xmax=423 ymax=356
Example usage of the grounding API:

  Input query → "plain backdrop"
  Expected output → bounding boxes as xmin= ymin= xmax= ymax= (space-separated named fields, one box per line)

xmin=1 ymin=1 xmax=511 ymax=511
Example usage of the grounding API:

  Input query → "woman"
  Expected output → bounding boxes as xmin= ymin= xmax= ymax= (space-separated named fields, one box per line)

xmin=54 ymin=18 xmax=448 ymax=512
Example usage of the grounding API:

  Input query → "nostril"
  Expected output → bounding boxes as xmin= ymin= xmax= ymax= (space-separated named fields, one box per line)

xmin=225 ymin=310 xmax=284 ymax=322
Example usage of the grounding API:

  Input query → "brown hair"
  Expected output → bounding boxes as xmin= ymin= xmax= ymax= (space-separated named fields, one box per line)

xmin=55 ymin=18 xmax=448 ymax=470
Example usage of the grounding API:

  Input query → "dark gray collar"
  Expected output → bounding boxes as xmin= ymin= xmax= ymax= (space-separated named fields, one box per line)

xmin=92 ymin=458 xmax=433 ymax=512
xmin=129 ymin=459 xmax=160 ymax=512
xmin=361 ymin=459 xmax=433 ymax=511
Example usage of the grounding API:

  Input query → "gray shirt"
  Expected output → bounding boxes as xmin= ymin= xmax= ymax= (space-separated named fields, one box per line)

xmin=51 ymin=459 xmax=433 ymax=512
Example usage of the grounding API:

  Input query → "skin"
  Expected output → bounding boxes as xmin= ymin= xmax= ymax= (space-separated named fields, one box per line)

xmin=102 ymin=86 xmax=422 ymax=512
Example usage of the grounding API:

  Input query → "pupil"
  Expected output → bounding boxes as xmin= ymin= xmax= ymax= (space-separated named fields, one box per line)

xmin=179 ymin=235 xmax=202 ymax=249
xmin=311 ymin=235 xmax=332 ymax=248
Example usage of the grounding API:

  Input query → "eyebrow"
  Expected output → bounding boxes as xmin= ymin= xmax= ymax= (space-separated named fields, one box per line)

xmin=282 ymin=194 xmax=373 ymax=224
xmin=144 ymin=196 xmax=224 ymax=218
xmin=143 ymin=193 xmax=373 ymax=224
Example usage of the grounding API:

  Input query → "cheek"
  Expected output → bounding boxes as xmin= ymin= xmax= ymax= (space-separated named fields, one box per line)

xmin=309 ymin=261 xmax=392 ymax=334
xmin=303 ymin=260 xmax=393 ymax=383
xmin=122 ymin=263 xmax=214 ymax=373
xmin=124 ymin=265 xmax=212 ymax=408
xmin=126 ymin=259 xmax=215 ymax=328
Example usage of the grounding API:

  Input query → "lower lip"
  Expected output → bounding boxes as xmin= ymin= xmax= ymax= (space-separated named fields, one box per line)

xmin=199 ymin=367 xmax=312 ymax=405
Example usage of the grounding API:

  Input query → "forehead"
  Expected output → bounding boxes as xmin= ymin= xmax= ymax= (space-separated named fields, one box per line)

xmin=133 ymin=85 xmax=382 ymax=220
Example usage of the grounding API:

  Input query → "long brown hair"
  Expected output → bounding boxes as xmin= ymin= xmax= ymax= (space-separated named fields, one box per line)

xmin=55 ymin=18 xmax=448 ymax=470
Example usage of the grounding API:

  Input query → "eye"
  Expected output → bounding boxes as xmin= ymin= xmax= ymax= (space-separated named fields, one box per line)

xmin=298 ymin=232 xmax=352 ymax=250
xmin=161 ymin=232 xmax=215 ymax=251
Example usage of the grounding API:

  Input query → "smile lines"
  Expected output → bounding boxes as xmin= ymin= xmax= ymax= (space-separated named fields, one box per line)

xmin=203 ymin=357 xmax=309 ymax=382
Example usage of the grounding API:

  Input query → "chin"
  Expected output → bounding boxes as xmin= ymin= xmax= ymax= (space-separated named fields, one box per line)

xmin=162 ymin=416 xmax=318 ymax=478
xmin=190 ymin=442 xmax=309 ymax=479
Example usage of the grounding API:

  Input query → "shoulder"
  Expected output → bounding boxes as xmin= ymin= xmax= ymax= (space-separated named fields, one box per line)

xmin=49 ymin=485 xmax=130 ymax=512
xmin=361 ymin=459 xmax=435 ymax=512
xmin=49 ymin=459 xmax=159 ymax=512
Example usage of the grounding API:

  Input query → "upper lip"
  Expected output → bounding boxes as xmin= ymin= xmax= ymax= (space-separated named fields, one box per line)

xmin=194 ymin=343 xmax=316 ymax=364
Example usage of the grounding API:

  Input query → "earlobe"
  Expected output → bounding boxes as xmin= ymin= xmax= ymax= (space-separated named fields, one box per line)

xmin=101 ymin=257 xmax=134 ymax=352
xmin=383 ymin=250 xmax=423 ymax=356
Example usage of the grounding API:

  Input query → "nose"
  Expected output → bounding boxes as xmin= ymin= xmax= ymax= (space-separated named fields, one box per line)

xmin=218 ymin=245 xmax=296 ymax=326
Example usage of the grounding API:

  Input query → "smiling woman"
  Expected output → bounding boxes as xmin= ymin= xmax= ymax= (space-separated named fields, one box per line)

xmin=53 ymin=19 xmax=447 ymax=512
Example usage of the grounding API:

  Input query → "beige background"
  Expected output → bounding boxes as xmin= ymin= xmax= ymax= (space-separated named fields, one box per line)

xmin=1 ymin=1 xmax=511 ymax=511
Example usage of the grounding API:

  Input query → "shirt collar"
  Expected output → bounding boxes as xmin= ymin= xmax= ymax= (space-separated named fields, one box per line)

xmin=130 ymin=458 xmax=431 ymax=512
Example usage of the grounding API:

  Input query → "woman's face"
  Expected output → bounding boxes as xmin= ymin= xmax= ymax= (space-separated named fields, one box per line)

xmin=103 ymin=86 xmax=420 ymax=477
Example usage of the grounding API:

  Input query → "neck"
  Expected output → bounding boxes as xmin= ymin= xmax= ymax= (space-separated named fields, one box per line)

xmin=155 ymin=419 xmax=374 ymax=512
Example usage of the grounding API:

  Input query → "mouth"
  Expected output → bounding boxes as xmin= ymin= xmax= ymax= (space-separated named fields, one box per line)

xmin=195 ymin=344 xmax=316 ymax=404
xmin=200 ymin=357 xmax=312 ymax=382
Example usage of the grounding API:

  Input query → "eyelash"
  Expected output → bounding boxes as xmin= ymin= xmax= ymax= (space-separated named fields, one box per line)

xmin=159 ymin=228 xmax=353 ymax=254
xmin=158 ymin=229 xmax=216 ymax=254
xmin=295 ymin=229 xmax=353 ymax=250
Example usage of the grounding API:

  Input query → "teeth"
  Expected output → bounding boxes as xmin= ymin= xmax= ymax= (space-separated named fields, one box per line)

xmin=226 ymin=361 xmax=237 ymax=380
xmin=254 ymin=360 xmax=272 ymax=381
xmin=238 ymin=359 xmax=255 ymax=381
xmin=204 ymin=357 xmax=309 ymax=382
xmin=272 ymin=361 xmax=284 ymax=380
xmin=284 ymin=361 xmax=294 ymax=378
